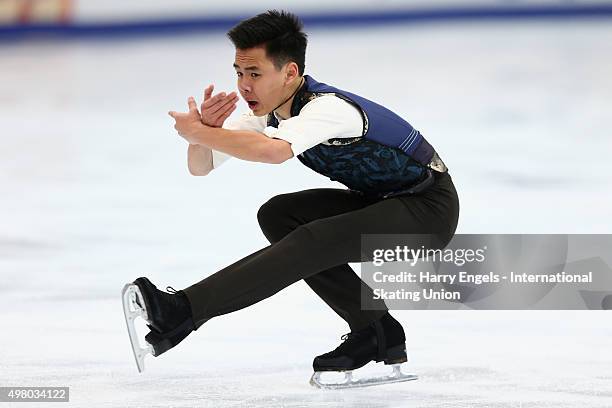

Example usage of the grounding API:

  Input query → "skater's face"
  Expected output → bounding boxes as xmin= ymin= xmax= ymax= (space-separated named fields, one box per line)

xmin=233 ymin=47 xmax=300 ymax=117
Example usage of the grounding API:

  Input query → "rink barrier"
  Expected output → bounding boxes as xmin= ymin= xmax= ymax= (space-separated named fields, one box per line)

xmin=2 ymin=4 xmax=612 ymax=41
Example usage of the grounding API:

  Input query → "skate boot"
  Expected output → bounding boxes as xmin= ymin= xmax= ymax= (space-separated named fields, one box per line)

xmin=122 ymin=277 xmax=195 ymax=372
xmin=310 ymin=313 xmax=418 ymax=389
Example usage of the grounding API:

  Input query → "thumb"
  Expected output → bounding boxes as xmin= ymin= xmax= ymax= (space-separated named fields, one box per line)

xmin=168 ymin=111 xmax=177 ymax=118
xmin=204 ymin=84 xmax=213 ymax=101
xmin=188 ymin=97 xmax=198 ymax=113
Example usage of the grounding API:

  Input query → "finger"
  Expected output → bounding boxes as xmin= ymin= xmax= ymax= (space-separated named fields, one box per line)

xmin=187 ymin=97 xmax=198 ymax=113
xmin=215 ymin=105 xmax=237 ymax=127
xmin=202 ymin=92 xmax=226 ymax=110
xmin=202 ymin=91 xmax=228 ymax=110
xmin=209 ymin=94 xmax=239 ymax=116
xmin=207 ymin=93 xmax=238 ymax=114
xmin=221 ymin=104 xmax=237 ymax=119
xmin=211 ymin=102 xmax=237 ymax=124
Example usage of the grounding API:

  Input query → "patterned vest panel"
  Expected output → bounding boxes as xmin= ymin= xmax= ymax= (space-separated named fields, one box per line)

xmin=267 ymin=75 xmax=448 ymax=197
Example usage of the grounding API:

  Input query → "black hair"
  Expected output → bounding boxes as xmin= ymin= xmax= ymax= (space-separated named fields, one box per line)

xmin=227 ymin=10 xmax=307 ymax=75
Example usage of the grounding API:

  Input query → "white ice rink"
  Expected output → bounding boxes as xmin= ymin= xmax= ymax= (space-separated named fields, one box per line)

xmin=1 ymin=19 xmax=612 ymax=407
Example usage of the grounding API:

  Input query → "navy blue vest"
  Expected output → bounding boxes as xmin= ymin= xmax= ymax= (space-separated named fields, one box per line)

xmin=267 ymin=75 xmax=447 ymax=198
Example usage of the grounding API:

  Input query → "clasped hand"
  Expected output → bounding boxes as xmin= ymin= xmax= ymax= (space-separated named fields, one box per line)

xmin=168 ymin=85 xmax=239 ymax=145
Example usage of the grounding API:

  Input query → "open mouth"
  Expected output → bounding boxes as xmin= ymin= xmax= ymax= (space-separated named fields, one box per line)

xmin=247 ymin=100 xmax=259 ymax=109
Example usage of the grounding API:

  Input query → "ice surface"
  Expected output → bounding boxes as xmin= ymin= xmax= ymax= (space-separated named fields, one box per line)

xmin=1 ymin=20 xmax=611 ymax=407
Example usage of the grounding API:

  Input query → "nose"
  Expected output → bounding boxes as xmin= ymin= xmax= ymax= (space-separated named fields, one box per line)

xmin=238 ymin=77 xmax=252 ymax=94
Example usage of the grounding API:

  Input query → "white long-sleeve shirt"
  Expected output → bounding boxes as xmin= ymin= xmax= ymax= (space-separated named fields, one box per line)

xmin=212 ymin=94 xmax=364 ymax=168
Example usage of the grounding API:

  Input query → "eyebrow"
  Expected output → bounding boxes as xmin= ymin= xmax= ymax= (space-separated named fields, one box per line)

xmin=233 ymin=63 xmax=260 ymax=71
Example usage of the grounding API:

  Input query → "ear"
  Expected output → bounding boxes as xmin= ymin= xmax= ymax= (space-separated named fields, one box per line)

xmin=284 ymin=62 xmax=299 ymax=84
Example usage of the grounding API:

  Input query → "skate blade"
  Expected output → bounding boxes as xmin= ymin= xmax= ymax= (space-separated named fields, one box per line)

xmin=121 ymin=283 xmax=154 ymax=373
xmin=310 ymin=363 xmax=418 ymax=390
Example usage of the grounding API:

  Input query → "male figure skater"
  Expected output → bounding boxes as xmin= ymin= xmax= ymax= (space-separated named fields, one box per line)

xmin=122 ymin=10 xmax=459 ymax=387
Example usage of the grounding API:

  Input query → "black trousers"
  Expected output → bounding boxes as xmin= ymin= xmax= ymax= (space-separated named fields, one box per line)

xmin=183 ymin=171 xmax=459 ymax=331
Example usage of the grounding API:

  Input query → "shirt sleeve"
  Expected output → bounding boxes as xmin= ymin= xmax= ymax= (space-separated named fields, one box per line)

xmin=211 ymin=112 xmax=268 ymax=168
xmin=262 ymin=94 xmax=364 ymax=156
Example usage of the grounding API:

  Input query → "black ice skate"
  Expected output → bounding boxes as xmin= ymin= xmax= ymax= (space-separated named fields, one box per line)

xmin=310 ymin=313 xmax=417 ymax=389
xmin=121 ymin=277 xmax=195 ymax=372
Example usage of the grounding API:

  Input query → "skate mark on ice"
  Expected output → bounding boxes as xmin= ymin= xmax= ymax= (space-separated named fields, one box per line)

xmin=419 ymin=365 xmax=503 ymax=382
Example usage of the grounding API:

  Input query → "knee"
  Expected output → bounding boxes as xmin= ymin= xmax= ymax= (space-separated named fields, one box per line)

xmin=257 ymin=194 xmax=298 ymax=243
xmin=256 ymin=195 xmax=283 ymax=229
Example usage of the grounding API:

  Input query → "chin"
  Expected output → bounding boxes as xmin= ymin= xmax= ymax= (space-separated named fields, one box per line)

xmin=251 ymin=106 xmax=269 ymax=117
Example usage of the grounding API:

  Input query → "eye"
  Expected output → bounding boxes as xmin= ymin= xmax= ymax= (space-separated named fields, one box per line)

xmin=250 ymin=73 xmax=260 ymax=78
xmin=236 ymin=72 xmax=243 ymax=77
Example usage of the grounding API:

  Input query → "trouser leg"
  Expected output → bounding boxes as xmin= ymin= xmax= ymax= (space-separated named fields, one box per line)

xmin=182 ymin=177 xmax=458 ymax=326
xmin=256 ymin=188 xmax=388 ymax=331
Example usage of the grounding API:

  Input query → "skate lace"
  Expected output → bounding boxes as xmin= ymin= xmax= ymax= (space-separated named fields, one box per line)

xmin=340 ymin=331 xmax=368 ymax=342
xmin=166 ymin=286 xmax=178 ymax=294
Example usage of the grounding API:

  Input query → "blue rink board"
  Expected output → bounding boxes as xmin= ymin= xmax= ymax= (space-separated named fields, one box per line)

xmin=1 ymin=3 xmax=612 ymax=41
